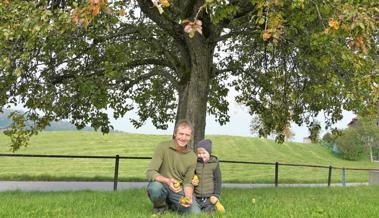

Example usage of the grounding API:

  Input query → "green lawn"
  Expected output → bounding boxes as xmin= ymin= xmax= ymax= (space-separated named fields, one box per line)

xmin=1 ymin=131 xmax=378 ymax=183
xmin=1 ymin=186 xmax=379 ymax=218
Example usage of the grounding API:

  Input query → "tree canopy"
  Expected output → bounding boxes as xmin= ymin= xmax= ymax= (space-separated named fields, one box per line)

xmin=1 ymin=0 xmax=378 ymax=151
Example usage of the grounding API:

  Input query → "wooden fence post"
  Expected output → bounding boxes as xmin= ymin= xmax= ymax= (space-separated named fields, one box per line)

xmin=114 ymin=155 xmax=120 ymax=191
xmin=328 ymin=166 xmax=332 ymax=187
xmin=342 ymin=167 xmax=346 ymax=187
xmin=275 ymin=162 xmax=279 ymax=187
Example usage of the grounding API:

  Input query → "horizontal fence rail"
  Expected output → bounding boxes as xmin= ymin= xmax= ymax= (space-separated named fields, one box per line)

xmin=1 ymin=153 xmax=379 ymax=190
xmin=0 ymin=153 xmax=152 ymax=160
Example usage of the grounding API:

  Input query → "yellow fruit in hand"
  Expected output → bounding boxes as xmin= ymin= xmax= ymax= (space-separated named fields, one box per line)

xmin=179 ymin=196 xmax=190 ymax=206
xmin=210 ymin=196 xmax=217 ymax=204
xmin=173 ymin=181 xmax=180 ymax=188
xmin=193 ymin=175 xmax=199 ymax=185
xmin=215 ymin=201 xmax=225 ymax=212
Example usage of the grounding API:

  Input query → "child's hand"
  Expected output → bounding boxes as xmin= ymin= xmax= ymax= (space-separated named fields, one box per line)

xmin=191 ymin=175 xmax=199 ymax=186
xmin=210 ymin=196 xmax=219 ymax=204
xmin=211 ymin=196 xmax=225 ymax=212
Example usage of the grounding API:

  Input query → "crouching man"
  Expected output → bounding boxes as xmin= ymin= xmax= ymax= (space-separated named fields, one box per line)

xmin=146 ymin=119 xmax=201 ymax=215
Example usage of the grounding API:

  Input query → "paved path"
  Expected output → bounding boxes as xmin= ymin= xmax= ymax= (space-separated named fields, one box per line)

xmin=0 ymin=181 xmax=368 ymax=192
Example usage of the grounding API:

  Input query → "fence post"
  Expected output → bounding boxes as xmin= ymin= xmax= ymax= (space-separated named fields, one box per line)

xmin=114 ymin=155 xmax=120 ymax=191
xmin=275 ymin=162 xmax=279 ymax=187
xmin=342 ymin=167 xmax=346 ymax=187
xmin=328 ymin=166 xmax=332 ymax=187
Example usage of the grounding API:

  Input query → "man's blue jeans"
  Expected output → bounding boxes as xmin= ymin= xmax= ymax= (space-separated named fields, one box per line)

xmin=147 ymin=181 xmax=201 ymax=213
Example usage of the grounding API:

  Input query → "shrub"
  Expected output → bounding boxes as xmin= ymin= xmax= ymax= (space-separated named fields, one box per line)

xmin=322 ymin=132 xmax=337 ymax=144
xmin=335 ymin=129 xmax=365 ymax=160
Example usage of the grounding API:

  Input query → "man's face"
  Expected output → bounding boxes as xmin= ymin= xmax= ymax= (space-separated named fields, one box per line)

xmin=174 ymin=125 xmax=192 ymax=148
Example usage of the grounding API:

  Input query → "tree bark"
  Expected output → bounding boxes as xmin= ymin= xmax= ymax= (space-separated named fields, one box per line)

xmin=175 ymin=38 xmax=214 ymax=148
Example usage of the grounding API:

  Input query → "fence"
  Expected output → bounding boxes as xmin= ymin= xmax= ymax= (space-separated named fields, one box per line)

xmin=1 ymin=153 xmax=378 ymax=190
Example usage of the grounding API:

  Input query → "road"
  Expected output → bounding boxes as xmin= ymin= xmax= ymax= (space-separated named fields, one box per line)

xmin=0 ymin=181 xmax=368 ymax=192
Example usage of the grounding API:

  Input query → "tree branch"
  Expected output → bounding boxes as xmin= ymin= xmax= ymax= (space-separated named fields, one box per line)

xmin=136 ymin=0 xmax=184 ymax=43
xmin=218 ymin=0 xmax=256 ymax=29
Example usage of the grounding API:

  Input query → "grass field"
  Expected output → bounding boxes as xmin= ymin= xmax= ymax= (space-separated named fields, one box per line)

xmin=1 ymin=131 xmax=379 ymax=183
xmin=1 ymin=186 xmax=379 ymax=217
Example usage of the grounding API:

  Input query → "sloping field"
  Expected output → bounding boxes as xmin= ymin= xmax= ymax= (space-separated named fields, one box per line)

xmin=1 ymin=131 xmax=378 ymax=183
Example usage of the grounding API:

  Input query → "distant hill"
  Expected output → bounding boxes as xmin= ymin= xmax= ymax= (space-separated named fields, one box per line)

xmin=0 ymin=109 xmax=92 ymax=131
xmin=0 ymin=110 xmax=12 ymax=128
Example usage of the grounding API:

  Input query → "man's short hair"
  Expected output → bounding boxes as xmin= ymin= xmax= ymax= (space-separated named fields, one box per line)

xmin=174 ymin=119 xmax=193 ymax=135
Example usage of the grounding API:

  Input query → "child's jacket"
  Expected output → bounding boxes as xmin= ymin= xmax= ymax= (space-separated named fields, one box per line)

xmin=194 ymin=155 xmax=221 ymax=197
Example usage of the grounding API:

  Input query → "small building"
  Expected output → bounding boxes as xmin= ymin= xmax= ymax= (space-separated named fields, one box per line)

xmin=347 ymin=117 xmax=359 ymax=128
xmin=303 ymin=137 xmax=311 ymax=144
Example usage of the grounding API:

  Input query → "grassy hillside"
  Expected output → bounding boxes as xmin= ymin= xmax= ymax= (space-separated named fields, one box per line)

xmin=1 ymin=131 xmax=378 ymax=183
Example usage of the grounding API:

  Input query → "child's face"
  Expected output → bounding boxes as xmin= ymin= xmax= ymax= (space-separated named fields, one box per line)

xmin=197 ymin=147 xmax=210 ymax=162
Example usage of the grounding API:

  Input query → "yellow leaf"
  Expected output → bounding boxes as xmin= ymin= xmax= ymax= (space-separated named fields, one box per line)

xmin=262 ymin=29 xmax=272 ymax=41
xmin=160 ymin=0 xmax=170 ymax=7
xmin=328 ymin=18 xmax=339 ymax=30
xmin=83 ymin=17 xmax=90 ymax=28
xmin=119 ymin=9 xmax=126 ymax=16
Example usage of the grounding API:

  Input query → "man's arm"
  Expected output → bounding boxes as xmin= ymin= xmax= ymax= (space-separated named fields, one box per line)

xmin=146 ymin=143 xmax=182 ymax=193
xmin=184 ymin=185 xmax=194 ymax=198
xmin=181 ymin=155 xmax=197 ymax=206
xmin=146 ymin=144 xmax=164 ymax=181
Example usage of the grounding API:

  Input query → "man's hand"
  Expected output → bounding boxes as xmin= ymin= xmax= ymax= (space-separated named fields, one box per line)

xmin=167 ymin=178 xmax=182 ymax=193
xmin=179 ymin=196 xmax=193 ymax=208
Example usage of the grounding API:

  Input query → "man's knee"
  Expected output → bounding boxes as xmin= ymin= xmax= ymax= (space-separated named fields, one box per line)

xmin=188 ymin=200 xmax=201 ymax=213
xmin=178 ymin=198 xmax=201 ymax=213
xmin=147 ymin=182 xmax=166 ymax=200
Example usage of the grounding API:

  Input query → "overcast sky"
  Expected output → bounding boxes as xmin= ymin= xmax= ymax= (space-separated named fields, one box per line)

xmin=7 ymin=88 xmax=354 ymax=142
xmin=109 ymin=92 xmax=355 ymax=143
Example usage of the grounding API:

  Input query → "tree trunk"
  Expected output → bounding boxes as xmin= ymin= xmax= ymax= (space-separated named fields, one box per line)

xmin=369 ymin=144 xmax=374 ymax=162
xmin=175 ymin=38 xmax=214 ymax=149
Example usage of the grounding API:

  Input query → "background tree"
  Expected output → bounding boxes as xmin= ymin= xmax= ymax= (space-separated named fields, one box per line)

xmin=307 ymin=121 xmax=321 ymax=143
xmin=335 ymin=128 xmax=366 ymax=161
xmin=322 ymin=132 xmax=336 ymax=145
xmin=282 ymin=125 xmax=295 ymax=141
xmin=1 ymin=0 xmax=378 ymax=151
xmin=251 ymin=115 xmax=294 ymax=141
xmin=354 ymin=115 xmax=379 ymax=162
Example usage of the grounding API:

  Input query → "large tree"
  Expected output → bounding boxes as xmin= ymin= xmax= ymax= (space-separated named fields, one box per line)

xmin=1 ymin=0 xmax=378 ymax=151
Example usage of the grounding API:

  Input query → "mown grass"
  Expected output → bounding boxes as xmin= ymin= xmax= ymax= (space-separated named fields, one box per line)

xmin=1 ymin=131 xmax=378 ymax=183
xmin=1 ymin=186 xmax=379 ymax=218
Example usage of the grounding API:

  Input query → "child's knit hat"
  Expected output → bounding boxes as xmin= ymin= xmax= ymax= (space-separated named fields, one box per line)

xmin=196 ymin=139 xmax=212 ymax=155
